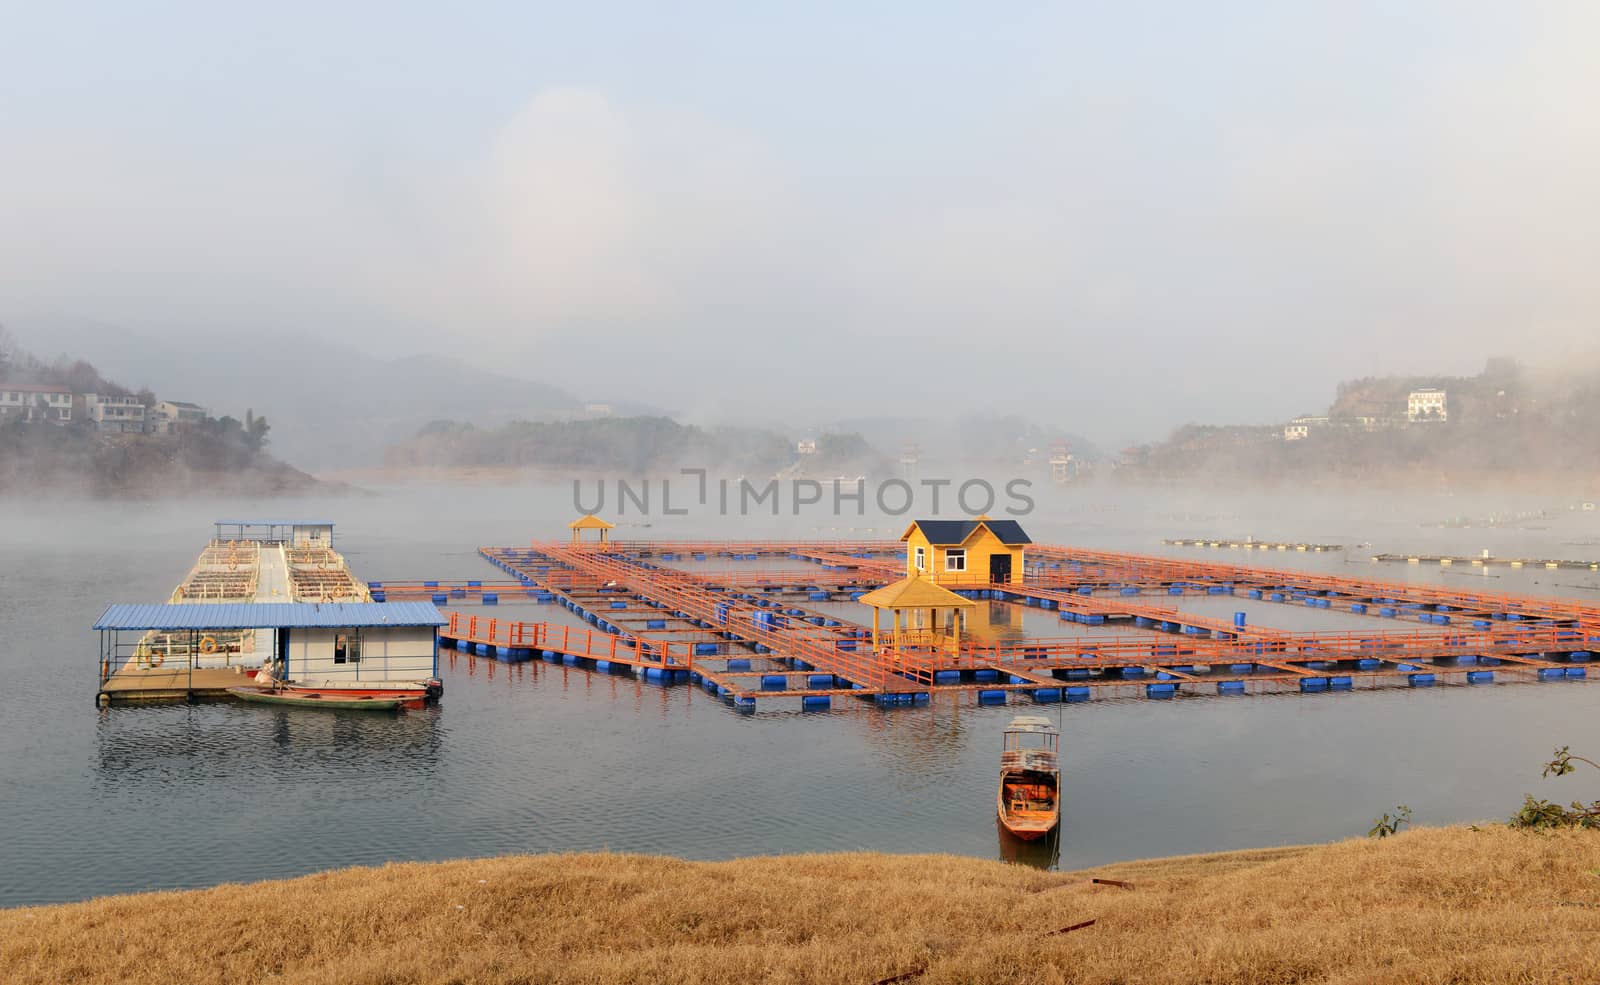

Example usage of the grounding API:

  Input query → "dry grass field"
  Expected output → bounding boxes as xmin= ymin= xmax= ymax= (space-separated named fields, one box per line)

xmin=3 ymin=825 xmax=1598 ymax=984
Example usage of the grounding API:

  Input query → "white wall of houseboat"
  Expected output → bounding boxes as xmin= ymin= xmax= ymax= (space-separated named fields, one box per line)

xmin=284 ymin=626 xmax=436 ymax=682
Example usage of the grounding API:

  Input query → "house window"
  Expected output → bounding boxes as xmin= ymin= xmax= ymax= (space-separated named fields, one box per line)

xmin=945 ymin=549 xmax=967 ymax=572
xmin=913 ymin=546 xmax=926 ymax=570
xmin=333 ymin=632 xmax=362 ymax=664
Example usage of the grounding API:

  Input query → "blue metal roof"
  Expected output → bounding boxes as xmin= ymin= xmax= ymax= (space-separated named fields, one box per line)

xmin=93 ymin=602 xmax=445 ymax=631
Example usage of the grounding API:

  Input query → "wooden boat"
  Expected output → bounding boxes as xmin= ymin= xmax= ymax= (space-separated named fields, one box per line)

xmin=997 ymin=715 xmax=1060 ymax=840
xmin=279 ymin=680 xmax=437 ymax=705
xmin=247 ymin=668 xmax=441 ymax=709
xmin=227 ymin=686 xmax=408 ymax=711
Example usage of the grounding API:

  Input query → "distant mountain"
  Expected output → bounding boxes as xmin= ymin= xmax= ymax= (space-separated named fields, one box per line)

xmin=10 ymin=322 xmax=599 ymax=469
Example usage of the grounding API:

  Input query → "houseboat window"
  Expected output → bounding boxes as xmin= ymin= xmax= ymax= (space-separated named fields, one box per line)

xmin=945 ymin=549 xmax=966 ymax=572
xmin=1006 ymin=731 xmax=1055 ymax=750
xmin=333 ymin=632 xmax=363 ymax=664
xmin=913 ymin=546 xmax=925 ymax=570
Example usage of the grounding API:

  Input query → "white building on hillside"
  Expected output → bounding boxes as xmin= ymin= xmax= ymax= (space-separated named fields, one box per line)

xmin=84 ymin=393 xmax=147 ymax=433
xmin=152 ymin=400 xmax=207 ymax=433
xmin=0 ymin=383 xmax=73 ymax=423
xmin=1283 ymin=415 xmax=1327 ymax=441
xmin=1407 ymin=388 xmax=1448 ymax=422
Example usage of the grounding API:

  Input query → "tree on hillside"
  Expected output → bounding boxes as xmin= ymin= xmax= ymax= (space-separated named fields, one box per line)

xmin=0 ymin=324 xmax=15 ymax=381
xmin=54 ymin=358 xmax=110 ymax=394
xmin=245 ymin=410 xmax=270 ymax=451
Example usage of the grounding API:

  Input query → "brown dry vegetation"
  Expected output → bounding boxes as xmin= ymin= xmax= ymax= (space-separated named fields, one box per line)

xmin=4 ymin=826 xmax=1599 ymax=984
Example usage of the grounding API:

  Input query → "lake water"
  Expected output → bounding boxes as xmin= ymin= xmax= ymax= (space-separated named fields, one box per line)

xmin=3 ymin=480 xmax=1599 ymax=907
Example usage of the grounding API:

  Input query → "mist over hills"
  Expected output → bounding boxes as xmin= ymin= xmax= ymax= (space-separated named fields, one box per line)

xmin=9 ymin=321 xmax=655 ymax=469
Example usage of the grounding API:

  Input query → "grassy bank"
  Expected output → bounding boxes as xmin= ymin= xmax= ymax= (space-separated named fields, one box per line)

xmin=4 ymin=826 xmax=1598 ymax=984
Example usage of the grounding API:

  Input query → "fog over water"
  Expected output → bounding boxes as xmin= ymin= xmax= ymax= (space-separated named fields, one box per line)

xmin=1 ymin=482 xmax=1597 ymax=906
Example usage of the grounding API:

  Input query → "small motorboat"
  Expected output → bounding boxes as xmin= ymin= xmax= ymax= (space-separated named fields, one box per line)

xmin=997 ymin=715 xmax=1061 ymax=840
xmin=227 ymin=686 xmax=409 ymax=711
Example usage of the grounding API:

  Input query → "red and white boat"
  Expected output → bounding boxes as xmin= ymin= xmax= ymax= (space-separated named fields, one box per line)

xmin=253 ymin=664 xmax=442 ymax=710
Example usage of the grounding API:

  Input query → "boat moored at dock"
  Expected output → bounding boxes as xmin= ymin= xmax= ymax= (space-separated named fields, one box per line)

xmin=997 ymin=716 xmax=1060 ymax=840
xmin=227 ymin=685 xmax=414 ymax=711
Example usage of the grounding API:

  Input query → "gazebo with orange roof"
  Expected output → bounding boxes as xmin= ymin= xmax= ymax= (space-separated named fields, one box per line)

xmin=567 ymin=513 xmax=615 ymax=546
xmin=857 ymin=571 xmax=977 ymax=654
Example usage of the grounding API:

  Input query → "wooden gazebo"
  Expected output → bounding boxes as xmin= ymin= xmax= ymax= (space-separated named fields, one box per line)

xmin=857 ymin=572 xmax=977 ymax=654
xmin=567 ymin=514 xmax=615 ymax=546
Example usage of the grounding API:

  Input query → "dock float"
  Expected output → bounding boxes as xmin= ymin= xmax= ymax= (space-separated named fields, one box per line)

xmin=434 ymin=535 xmax=1600 ymax=714
xmin=1165 ymin=538 xmax=1343 ymax=552
xmin=1371 ymin=553 xmax=1600 ymax=571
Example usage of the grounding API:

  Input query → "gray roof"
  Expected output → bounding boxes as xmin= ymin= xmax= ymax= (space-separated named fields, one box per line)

xmin=215 ymin=520 xmax=335 ymax=526
xmin=93 ymin=602 xmax=445 ymax=631
xmin=908 ymin=519 xmax=1032 ymax=545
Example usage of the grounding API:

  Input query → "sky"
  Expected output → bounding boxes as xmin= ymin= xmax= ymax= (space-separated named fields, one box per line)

xmin=1 ymin=1 xmax=1597 ymax=445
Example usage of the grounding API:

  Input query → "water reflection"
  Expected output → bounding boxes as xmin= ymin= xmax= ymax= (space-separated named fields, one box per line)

xmin=94 ymin=702 xmax=445 ymax=786
xmin=997 ymin=819 xmax=1061 ymax=870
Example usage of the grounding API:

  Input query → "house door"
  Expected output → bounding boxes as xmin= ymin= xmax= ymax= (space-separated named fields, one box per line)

xmin=989 ymin=553 xmax=1012 ymax=584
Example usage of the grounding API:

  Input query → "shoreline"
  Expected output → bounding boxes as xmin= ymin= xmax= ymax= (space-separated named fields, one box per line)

xmin=6 ymin=825 xmax=1597 ymax=983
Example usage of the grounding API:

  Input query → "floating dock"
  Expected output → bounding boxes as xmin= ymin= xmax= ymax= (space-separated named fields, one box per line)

xmin=98 ymin=523 xmax=1600 ymax=713
xmin=425 ymin=534 xmax=1599 ymax=713
xmin=1165 ymin=538 xmax=1343 ymax=552
xmin=1371 ymin=553 xmax=1600 ymax=571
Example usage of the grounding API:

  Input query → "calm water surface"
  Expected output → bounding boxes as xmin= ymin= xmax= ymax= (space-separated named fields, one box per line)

xmin=2 ymin=482 xmax=1598 ymax=907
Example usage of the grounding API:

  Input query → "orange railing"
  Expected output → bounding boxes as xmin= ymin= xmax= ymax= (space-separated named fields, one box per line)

xmin=443 ymin=611 xmax=699 ymax=670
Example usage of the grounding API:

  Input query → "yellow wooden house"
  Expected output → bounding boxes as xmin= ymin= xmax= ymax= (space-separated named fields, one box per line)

xmin=901 ymin=518 xmax=1030 ymax=585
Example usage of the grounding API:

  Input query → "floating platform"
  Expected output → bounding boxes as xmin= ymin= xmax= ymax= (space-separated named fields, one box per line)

xmin=1165 ymin=538 xmax=1343 ymax=552
xmin=1371 ymin=553 xmax=1600 ymax=570
xmin=429 ymin=537 xmax=1600 ymax=714
xmin=97 ymin=666 xmax=257 ymax=705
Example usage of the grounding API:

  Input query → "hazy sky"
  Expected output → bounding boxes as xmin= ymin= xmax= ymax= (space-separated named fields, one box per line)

xmin=2 ymin=2 xmax=1596 ymax=443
